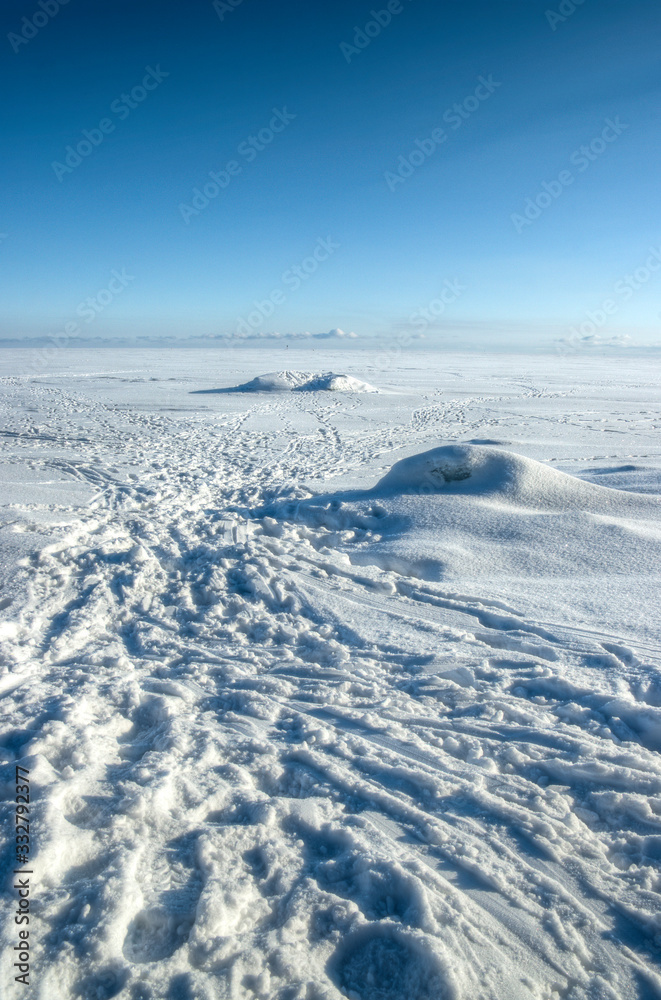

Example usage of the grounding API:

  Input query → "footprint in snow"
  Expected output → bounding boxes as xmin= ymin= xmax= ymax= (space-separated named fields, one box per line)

xmin=329 ymin=924 xmax=453 ymax=1000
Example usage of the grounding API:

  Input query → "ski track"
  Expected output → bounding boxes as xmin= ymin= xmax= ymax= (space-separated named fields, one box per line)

xmin=1 ymin=353 xmax=661 ymax=1000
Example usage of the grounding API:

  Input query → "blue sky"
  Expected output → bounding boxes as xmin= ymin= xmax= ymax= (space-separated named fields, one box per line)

xmin=1 ymin=0 xmax=659 ymax=346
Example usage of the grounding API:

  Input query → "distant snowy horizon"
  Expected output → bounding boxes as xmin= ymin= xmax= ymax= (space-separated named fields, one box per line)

xmin=2 ymin=331 xmax=660 ymax=355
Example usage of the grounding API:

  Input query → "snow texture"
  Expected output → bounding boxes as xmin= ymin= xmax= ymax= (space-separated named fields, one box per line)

xmin=0 ymin=349 xmax=660 ymax=1000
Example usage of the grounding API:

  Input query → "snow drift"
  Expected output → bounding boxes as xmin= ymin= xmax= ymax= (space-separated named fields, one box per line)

xmin=375 ymin=443 xmax=656 ymax=512
xmin=197 ymin=370 xmax=379 ymax=393
xmin=272 ymin=443 xmax=661 ymax=590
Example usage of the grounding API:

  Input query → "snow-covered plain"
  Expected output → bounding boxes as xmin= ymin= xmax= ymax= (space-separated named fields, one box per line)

xmin=1 ymin=347 xmax=661 ymax=1000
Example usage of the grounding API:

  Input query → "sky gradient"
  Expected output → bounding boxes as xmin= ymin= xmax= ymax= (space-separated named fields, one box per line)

xmin=1 ymin=0 xmax=660 ymax=347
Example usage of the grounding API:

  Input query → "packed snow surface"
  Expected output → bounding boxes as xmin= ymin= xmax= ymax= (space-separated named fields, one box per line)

xmin=207 ymin=370 xmax=379 ymax=393
xmin=1 ymin=349 xmax=661 ymax=1000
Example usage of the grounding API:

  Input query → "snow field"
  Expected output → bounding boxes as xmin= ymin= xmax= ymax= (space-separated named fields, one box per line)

xmin=0 ymin=350 xmax=660 ymax=999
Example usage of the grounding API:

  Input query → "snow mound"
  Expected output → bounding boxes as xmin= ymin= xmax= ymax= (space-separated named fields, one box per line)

xmin=234 ymin=370 xmax=378 ymax=393
xmin=375 ymin=443 xmax=654 ymax=511
xmin=271 ymin=443 xmax=661 ymax=587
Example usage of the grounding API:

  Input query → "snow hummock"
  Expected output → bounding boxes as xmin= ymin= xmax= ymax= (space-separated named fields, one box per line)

xmin=274 ymin=442 xmax=660 ymax=592
xmin=375 ymin=443 xmax=654 ymax=510
xmin=227 ymin=370 xmax=379 ymax=393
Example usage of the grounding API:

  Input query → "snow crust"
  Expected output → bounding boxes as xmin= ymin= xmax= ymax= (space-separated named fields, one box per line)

xmin=1 ymin=349 xmax=660 ymax=1000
